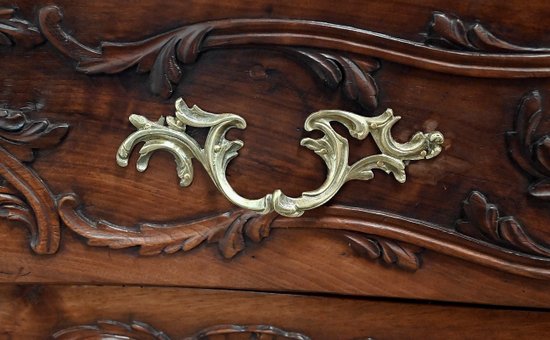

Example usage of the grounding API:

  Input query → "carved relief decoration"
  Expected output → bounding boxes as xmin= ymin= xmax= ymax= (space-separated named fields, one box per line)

xmin=37 ymin=6 xmax=379 ymax=111
xmin=0 ymin=105 xmax=68 ymax=254
xmin=0 ymin=103 xmax=549 ymax=278
xmin=52 ymin=320 xmax=312 ymax=340
xmin=35 ymin=5 xmax=550 ymax=113
xmin=456 ymin=191 xmax=550 ymax=257
xmin=345 ymin=233 xmax=423 ymax=271
xmin=56 ymin=191 xmax=550 ymax=278
xmin=425 ymin=12 xmax=550 ymax=53
xmin=507 ymin=90 xmax=550 ymax=199
xmin=0 ymin=7 xmax=44 ymax=48
xmin=57 ymin=194 xmax=275 ymax=259
xmin=1 ymin=5 xmax=550 ymax=279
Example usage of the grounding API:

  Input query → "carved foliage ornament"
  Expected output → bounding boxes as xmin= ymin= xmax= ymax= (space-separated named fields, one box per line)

xmin=116 ymin=99 xmax=444 ymax=217
xmin=1 ymin=6 xmax=550 ymax=277
xmin=0 ymin=104 xmax=550 ymax=277
xmin=37 ymin=5 xmax=379 ymax=112
xmin=425 ymin=12 xmax=550 ymax=53
xmin=456 ymin=191 xmax=550 ymax=257
xmin=34 ymin=5 xmax=550 ymax=113
xmin=0 ymin=105 xmax=68 ymax=254
xmin=0 ymin=7 xmax=43 ymax=48
xmin=507 ymin=90 xmax=550 ymax=199
xmin=52 ymin=320 xmax=312 ymax=340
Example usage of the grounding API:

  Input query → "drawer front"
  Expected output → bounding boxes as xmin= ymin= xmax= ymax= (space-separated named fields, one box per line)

xmin=1 ymin=0 xmax=550 ymax=307
xmin=1 ymin=285 xmax=550 ymax=339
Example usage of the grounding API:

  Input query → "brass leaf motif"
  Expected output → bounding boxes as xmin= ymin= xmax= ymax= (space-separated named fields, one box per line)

xmin=117 ymin=99 xmax=444 ymax=217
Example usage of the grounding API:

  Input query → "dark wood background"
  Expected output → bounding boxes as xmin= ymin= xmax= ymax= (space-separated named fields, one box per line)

xmin=1 ymin=3 xmax=550 ymax=336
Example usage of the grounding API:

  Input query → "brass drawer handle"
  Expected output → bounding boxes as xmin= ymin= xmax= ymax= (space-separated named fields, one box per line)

xmin=117 ymin=99 xmax=443 ymax=217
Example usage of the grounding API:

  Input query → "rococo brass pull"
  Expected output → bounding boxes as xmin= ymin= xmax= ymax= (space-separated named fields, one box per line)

xmin=116 ymin=99 xmax=444 ymax=217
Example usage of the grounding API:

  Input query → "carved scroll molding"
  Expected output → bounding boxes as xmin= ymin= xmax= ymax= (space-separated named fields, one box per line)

xmin=57 ymin=194 xmax=276 ymax=259
xmin=58 ymin=190 xmax=550 ymax=278
xmin=0 ymin=105 xmax=68 ymax=254
xmin=37 ymin=6 xmax=379 ymax=111
xmin=507 ymin=90 xmax=550 ymax=199
xmin=116 ymin=99 xmax=443 ymax=217
xmin=36 ymin=6 xmax=550 ymax=106
xmin=52 ymin=320 xmax=311 ymax=340
xmin=0 ymin=7 xmax=44 ymax=48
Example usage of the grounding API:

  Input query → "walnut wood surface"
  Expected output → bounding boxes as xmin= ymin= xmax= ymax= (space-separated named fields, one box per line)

xmin=1 ymin=0 xmax=550 ymax=309
xmin=1 ymin=285 xmax=550 ymax=339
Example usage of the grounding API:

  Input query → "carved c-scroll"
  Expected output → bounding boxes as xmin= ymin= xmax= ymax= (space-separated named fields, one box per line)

xmin=0 ymin=106 xmax=68 ymax=254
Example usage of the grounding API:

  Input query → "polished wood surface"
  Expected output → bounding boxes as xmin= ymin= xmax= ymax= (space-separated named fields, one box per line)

xmin=1 ymin=1 xmax=550 ymax=336
xmin=2 ymin=285 xmax=550 ymax=339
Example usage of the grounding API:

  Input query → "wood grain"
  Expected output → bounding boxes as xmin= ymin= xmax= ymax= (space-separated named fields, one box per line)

xmin=1 ymin=285 xmax=550 ymax=339
xmin=1 ymin=0 xmax=550 ymax=310
xmin=37 ymin=4 xmax=550 ymax=86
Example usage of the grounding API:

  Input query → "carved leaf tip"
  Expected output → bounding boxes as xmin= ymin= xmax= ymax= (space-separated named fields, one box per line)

xmin=0 ymin=7 xmax=44 ymax=48
xmin=0 ymin=190 xmax=35 ymax=236
xmin=425 ymin=12 xmax=549 ymax=53
xmin=507 ymin=90 xmax=550 ymax=199
xmin=38 ymin=5 xmax=213 ymax=99
xmin=289 ymin=49 xmax=379 ymax=113
xmin=217 ymin=212 xmax=277 ymax=258
xmin=0 ymin=107 xmax=69 ymax=162
xmin=456 ymin=191 xmax=550 ymax=258
xmin=346 ymin=233 xmax=422 ymax=271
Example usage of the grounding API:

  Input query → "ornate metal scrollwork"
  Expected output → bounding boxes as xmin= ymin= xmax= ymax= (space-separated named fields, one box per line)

xmin=117 ymin=99 xmax=444 ymax=217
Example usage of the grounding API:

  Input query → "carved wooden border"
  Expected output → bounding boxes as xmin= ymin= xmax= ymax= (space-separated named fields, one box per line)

xmin=1 ymin=104 xmax=549 ymax=278
xmin=51 ymin=320 xmax=312 ymax=340
xmin=1 ymin=7 xmax=550 ymax=280
xmin=35 ymin=5 xmax=550 ymax=107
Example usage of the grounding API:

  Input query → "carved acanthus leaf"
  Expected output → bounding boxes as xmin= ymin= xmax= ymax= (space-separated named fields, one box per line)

xmin=0 ymin=7 xmax=44 ymax=48
xmin=77 ymin=25 xmax=212 ymax=99
xmin=0 ymin=106 xmax=68 ymax=162
xmin=57 ymin=194 xmax=275 ymax=258
xmin=425 ymin=12 xmax=550 ymax=53
xmin=37 ymin=6 xmax=380 ymax=111
xmin=345 ymin=233 xmax=423 ymax=271
xmin=286 ymin=49 xmax=379 ymax=111
xmin=456 ymin=191 xmax=550 ymax=257
xmin=506 ymin=90 xmax=550 ymax=199
xmin=0 ymin=182 xmax=34 ymax=230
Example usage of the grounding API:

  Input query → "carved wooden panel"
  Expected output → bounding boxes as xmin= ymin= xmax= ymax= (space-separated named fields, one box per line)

xmin=2 ymin=285 xmax=550 ymax=339
xmin=1 ymin=0 xmax=550 ymax=311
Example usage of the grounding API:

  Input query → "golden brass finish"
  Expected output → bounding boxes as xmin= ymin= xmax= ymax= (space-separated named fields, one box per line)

xmin=117 ymin=99 xmax=444 ymax=217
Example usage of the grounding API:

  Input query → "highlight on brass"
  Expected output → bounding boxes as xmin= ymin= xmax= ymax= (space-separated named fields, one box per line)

xmin=117 ymin=99 xmax=444 ymax=217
